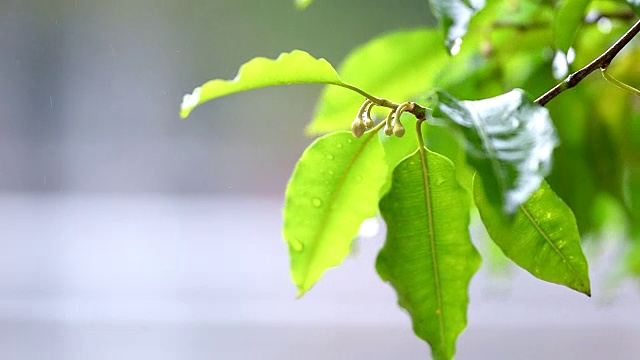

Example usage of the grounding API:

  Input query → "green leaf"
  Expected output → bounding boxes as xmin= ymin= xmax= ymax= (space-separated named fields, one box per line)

xmin=377 ymin=148 xmax=481 ymax=360
xmin=474 ymin=177 xmax=591 ymax=296
xmin=429 ymin=0 xmax=485 ymax=52
xmin=180 ymin=50 xmax=347 ymax=119
xmin=283 ymin=130 xmax=387 ymax=296
xmin=554 ymin=0 xmax=592 ymax=52
xmin=433 ymin=89 xmax=558 ymax=213
xmin=294 ymin=0 xmax=314 ymax=10
xmin=306 ymin=29 xmax=450 ymax=134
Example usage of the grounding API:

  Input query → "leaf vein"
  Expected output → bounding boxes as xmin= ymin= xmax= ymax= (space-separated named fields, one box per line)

xmin=519 ymin=204 xmax=586 ymax=290
xmin=418 ymin=146 xmax=446 ymax=351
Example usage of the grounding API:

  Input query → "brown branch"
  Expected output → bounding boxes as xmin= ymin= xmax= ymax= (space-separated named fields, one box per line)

xmin=535 ymin=18 xmax=640 ymax=107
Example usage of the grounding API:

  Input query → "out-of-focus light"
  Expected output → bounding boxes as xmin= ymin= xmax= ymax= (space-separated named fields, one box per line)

xmin=450 ymin=38 xmax=462 ymax=56
xmin=552 ymin=50 xmax=569 ymax=80
xmin=597 ymin=17 xmax=613 ymax=34
xmin=567 ymin=47 xmax=576 ymax=64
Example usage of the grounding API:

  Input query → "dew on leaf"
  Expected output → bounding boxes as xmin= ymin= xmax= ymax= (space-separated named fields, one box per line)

xmin=312 ymin=198 xmax=323 ymax=207
xmin=290 ymin=240 xmax=304 ymax=252
xmin=336 ymin=143 xmax=343 ymax=149
xmin=326 ymin=154 xmax=334 ymax=160
xmin=449 ymin=38 xmax=462 ymax=56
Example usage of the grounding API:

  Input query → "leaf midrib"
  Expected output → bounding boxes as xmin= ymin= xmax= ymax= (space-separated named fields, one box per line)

xmin=519 ymin=204 xmax=588 ymax=292
xmin=467 ymin=102 xmax=511 ymax=200
xmin=418 ymin=146 xmax=446 ymax=352
xmin=303 ymin=131 xmax=378 ymax=287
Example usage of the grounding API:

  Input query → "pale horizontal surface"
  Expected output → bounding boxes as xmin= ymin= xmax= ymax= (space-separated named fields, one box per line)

xmin=0 ymin=194 xmax=638 ymax=359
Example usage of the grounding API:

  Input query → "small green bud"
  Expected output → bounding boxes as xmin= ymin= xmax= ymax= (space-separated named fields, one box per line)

xmin=393 ymin=122 xmax=405 ymax=137
xmin=384 ymin=123 xmax=393 ymax=136
xmin=363 ymin=115 xmax=374 ymax=129
xmin=351 ymin=118 xmax=366 ymax=138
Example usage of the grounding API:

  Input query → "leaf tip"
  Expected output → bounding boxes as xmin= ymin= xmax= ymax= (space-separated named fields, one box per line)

xmin=295 ymin=280 xmax=312 ymax=299
xmin=578 ymin=280 xmax=591 ymax=297
xmin=180 ymin=86 xmax=202 ymax=119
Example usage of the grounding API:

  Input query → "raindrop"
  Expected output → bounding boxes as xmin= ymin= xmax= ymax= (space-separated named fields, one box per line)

xmin=312 ymin=198 xmax=323 ymax=207
xmin=597 ymin=17 xmax=612 ymax=34
xmin=328 ymin=170 xmax=335 ymax=175
xmin=336 ymin=143 xmax=343 ymax=149
xmin=358 ymin=218 xmax=380 ymax=238
xmin=449 ymin=38 xmax=462 ymax=56
xmin=347 ymin=138 xmax=353 ymax=144
xmin=326 ymin=154 xmax=334 ymax=160
xmin=290 ymin=240 xmax=304 ymax=252
xmin=511 ymin=119 xmax=520 ymax=128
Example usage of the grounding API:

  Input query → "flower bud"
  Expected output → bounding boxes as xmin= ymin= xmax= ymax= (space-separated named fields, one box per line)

xmin=384 ymin=123 xmax=393 ymax=136
xmin=363 ymin=116 xmax=374 ymax=129
xmin=393 ymin=122 xmax=405 ymax=137
xmin=351 ymin=118 xmax=366 ymax=138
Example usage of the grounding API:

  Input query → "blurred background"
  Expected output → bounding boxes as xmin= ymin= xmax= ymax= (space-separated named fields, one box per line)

xmin=0 ymin=0 xmax=639 ymax=359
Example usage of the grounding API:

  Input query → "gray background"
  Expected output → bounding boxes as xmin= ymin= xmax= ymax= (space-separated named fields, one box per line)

xmin=0 ymin=0 xmax=639 ymax=359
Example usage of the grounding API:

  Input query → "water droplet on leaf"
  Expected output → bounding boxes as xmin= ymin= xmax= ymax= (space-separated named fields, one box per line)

xmin=326 ymin=154 xmax=334 ymax=160
xmin=312 ymin=198 xmax=323 ymax=207
xmin=290 ymin=240 xmax=304 ymax=252
xmin=449 ymin=38 xmax=462 ymax=56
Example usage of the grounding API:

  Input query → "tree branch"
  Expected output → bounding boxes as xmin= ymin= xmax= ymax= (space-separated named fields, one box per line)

xmin=535 ymin=18 xmax=640 ymax=107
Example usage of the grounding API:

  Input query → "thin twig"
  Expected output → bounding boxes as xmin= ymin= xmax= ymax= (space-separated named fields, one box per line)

xmin=535 ymin=18 xmax=640 ymax=106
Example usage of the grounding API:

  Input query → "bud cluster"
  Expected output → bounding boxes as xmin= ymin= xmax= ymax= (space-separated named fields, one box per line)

xmin=350 ymin=100 xmax=375 ymax=138
xmin=350 ymin=100 xmax=413 ymax=139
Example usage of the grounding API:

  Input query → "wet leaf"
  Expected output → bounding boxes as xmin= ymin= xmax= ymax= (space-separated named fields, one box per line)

xmin=283 ymin=131 xmax=387 ymax=296
xmin=378 ymin=148 xmax=481 ymax=360
xmin=181 ymin=50 xmax=350 ymax=118
xmin=433 ymin=89 xmax=558 ymax=213
xmin=474 ymin=177 xmax=591 ymax=296
xmin=429 ymin=0 xmax=485 ymax=52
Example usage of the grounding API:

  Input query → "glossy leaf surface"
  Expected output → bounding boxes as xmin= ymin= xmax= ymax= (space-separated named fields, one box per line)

xmin=181 ymin=50 xmax=345 ymax=118
xmin=284 ymin=131 xmax=387 ymax=296
xmin=377 ymin=149 xmax=481 ymax=360
xmin=429 ymin=0 xmax=485 ymax=51
xmin=475 ymin=177 xmax=591 ymax=295
xmin=433 ymin=89 xmax=558 ymax=213
xmin=306 ymin=29 xmax=450 ymax=134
